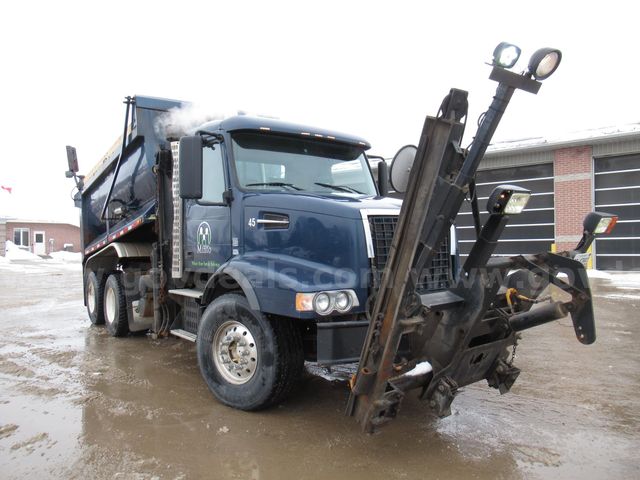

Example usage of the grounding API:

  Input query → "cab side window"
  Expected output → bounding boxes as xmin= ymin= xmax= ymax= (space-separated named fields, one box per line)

xmin=202 ymin=144 xmax=226 ymax=203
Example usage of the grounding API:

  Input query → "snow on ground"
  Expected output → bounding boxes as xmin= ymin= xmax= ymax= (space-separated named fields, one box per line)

xmin=4 ymin=241 xmax=43 ymax=261
xmin=557 ymin=269 xmax=638 ymax=286
xmin=0 ymin=245 xmax=81 ymax=273
xmin=586 ymin=269 xmax=613 ymax=280
xmin=49 ymin=251 xmax=81 ymax=263
xmin=0 ymin=260 xmax=82 ymax=274
xmin=599 ymin=292 xmax=640 ymax=301
xmin=607 ymin=272 xmax=640 ymax=289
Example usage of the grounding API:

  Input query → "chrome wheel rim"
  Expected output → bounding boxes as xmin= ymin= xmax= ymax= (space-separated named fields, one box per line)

xmin=105 ymin=287 xmax=116 ymax=325
xmin=87 ymin=282 xmax=96 ymax=314
xmin=212 ymin=320 xmax=258 ymax=385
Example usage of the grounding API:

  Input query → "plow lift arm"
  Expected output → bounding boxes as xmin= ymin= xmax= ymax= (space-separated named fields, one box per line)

xmin=347 ymin=44 xmax=618 ymax=433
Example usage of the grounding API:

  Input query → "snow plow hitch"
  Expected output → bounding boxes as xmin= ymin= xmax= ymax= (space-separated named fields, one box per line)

xmin=347 ymin=53 xmax=617 ymax=433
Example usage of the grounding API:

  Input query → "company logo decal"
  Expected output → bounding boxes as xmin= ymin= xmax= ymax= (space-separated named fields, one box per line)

xmin=196 ymin=221 xmax=213 ymax=254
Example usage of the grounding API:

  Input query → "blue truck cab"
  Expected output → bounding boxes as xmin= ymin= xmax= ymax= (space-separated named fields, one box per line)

xmin=74 ymin=96 xmax=453 ymax=410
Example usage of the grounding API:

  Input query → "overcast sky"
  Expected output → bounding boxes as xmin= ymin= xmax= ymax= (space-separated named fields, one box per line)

xmin=0 ymin=0 xmax=637 ymax=225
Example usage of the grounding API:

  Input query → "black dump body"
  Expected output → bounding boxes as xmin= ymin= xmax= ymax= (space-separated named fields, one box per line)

xmin=80 ymin=96 xmax=185 ymax=256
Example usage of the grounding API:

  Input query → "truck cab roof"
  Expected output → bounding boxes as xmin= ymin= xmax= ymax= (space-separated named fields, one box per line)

xmin=198 ymin=116 xmax=372 ymax=150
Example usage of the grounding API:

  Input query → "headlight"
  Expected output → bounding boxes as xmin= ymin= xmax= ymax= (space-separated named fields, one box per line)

xmin=295 ymin=290 xmax=359 ymax=315
xmin=313 ymin=293 xmax=332 ymax=314
xmin=334 ymin=291 xmax=352 ymax=312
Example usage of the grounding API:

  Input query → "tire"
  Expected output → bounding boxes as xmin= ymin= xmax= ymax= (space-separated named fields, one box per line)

xmin=197 ymin=293 xmax=304 ymax=410
xmin=103 ymin=273 xmax=130 ymax=337
xmin=85 ymin=270 xmax=105 ymax=325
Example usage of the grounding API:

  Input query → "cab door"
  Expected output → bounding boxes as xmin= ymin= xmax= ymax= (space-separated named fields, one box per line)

xmin=184 ymin=142 xmax=231 ymax=272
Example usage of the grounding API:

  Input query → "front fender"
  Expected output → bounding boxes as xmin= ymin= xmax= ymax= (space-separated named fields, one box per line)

xmin=211 ymin=252 xmax=366 ymax=319
xmin=202 ymin=264 xmax=262 ymax=311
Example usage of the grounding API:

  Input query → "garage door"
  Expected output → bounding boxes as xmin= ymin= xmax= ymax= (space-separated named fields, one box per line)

xmin=456 ymin=163 xmax=555 ymax=258
xmin=594 ymin=153 xmax=640 ymax=270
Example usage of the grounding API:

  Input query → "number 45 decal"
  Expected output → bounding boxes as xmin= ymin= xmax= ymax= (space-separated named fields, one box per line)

xmin=247 ymin=217 xmax=256 ymax=228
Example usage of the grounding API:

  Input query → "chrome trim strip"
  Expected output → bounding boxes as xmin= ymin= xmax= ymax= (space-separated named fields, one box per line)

xmin=256 ymin=219 xmax=290 ymax=225
xmin=168 ymin=288 xmax=204 ymax=299
xmin=359 ymin=208 xmax=401 ymax=259
xmin=449 ymin=224 xmax=457 ymax=256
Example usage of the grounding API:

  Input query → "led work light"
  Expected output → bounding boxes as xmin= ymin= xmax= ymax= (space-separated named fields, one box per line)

xmin=583 ymin=212 xmax=618 ymax=236
xmin=574 ymin=211 xmax=618 ymax=253
xmin=492 ymin=42 xmax=522 ymax=69
xmin=487 ymin=185 xmax=531 ymax=215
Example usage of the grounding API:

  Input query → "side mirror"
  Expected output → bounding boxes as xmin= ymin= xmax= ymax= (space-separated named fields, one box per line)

xmin=377 ymin=160 xmax=389 ymax=197
xmin=179 ymin=136 xmax=203 ymax=199
xmin=574 ymin=212 xmax=618 ymax=254
xmin=389 ymin=145 xmax=417 ymax=194
xmin=66 ymin=145 xmax=79 ymax=173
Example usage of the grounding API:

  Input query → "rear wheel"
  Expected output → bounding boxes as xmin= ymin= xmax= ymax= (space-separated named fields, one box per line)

xmin=197 ymin=293 xmax=304 ymax=410
xmin=104 ymin=273 xmax=129 ymax=337
xmin=85 ymin=270 xmax=105 ymax=325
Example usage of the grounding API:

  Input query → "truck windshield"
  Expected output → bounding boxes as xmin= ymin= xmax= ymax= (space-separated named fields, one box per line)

xmin=231 ymin=132 xmax=377 ymax=196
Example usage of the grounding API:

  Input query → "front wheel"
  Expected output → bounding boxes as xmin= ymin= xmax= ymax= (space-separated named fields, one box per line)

xmin=197 ymin=293 xmax=304 ymax=410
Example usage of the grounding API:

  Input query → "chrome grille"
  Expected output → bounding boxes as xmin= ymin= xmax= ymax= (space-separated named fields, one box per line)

xmin=368 ymin=215 xmax=451 ymax=292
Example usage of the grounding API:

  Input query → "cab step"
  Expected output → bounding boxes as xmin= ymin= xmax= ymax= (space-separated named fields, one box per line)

xmin=170 ymin=328 xmax=196 ymax=342
xmin=168 ymin=288 xmax=203 ymax=300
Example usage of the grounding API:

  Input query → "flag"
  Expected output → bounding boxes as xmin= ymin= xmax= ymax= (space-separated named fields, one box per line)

xmin=1 ymin=185 xmax=11 ymax=194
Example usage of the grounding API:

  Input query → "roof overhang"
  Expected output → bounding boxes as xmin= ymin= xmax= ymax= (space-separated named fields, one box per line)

xmin=486 ymin=124 xmax=640 ymax=158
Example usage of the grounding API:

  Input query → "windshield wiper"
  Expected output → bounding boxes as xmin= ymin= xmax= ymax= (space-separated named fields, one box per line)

xmin=314 ymin=182 xmax=364 ymax=194
xmin=246 ymin=182 xmax=303 ymax=191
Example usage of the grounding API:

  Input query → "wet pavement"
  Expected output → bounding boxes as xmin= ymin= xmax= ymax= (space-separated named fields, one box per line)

xmin=0 ymin=261 xmax=638 ymax=479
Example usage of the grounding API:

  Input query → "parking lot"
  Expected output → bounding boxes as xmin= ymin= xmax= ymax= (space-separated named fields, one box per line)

xmin=0 ymin=260 xmax=638 ymax=479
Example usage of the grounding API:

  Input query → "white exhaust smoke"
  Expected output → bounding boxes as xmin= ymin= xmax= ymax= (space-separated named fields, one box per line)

xmin=155 ymin=103 xmax=232 ymax=140
xmin=155 ymin=102 xmax=279 ymax=140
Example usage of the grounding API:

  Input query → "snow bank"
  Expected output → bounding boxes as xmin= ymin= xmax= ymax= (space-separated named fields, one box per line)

xmin=49 ymin=251 xmax=82 ymax=263
xmin=0 ymin=255 xmax=9 ymax=263
xmin=4 ymin=241 xmax=43 ymax=261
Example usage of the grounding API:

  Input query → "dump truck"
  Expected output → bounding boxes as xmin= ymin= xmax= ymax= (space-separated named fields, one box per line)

xmin=66 ymin=44 xmax=617 ymax=432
